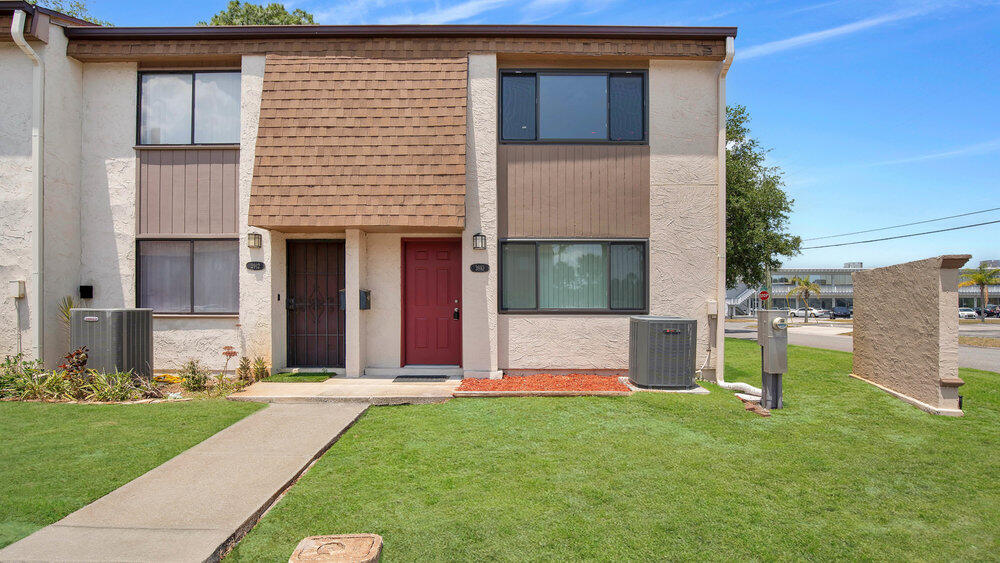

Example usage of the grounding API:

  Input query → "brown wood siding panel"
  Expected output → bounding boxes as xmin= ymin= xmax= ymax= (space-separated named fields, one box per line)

xmin=137 ymin=148 xmax=240 ymax=236
xmin=499 ymin=144 xmax=649 ymax=239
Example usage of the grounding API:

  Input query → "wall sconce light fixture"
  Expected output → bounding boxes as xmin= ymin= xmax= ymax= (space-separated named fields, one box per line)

xmin=247 ymin=232 xmax=263 ymax=249
xmin=472 ymin=232 xmax=487 ymax=250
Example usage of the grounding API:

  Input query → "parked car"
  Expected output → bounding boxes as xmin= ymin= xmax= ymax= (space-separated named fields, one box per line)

xmin=830 ymin=306 xmax=852 ymax=319
xmin=980 ymin=304 xmax=1000 ymax=318
xmin=959 ymin=307 xmax=979 ymax=320
xmin=789 ymin=307 xmax=828 ymax=318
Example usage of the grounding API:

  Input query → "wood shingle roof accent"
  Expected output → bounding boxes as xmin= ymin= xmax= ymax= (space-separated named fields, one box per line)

xmin=65 ymin=37 xmax=727 ymax=62
xmin=248 ymin=55 xmax=467 ymax=231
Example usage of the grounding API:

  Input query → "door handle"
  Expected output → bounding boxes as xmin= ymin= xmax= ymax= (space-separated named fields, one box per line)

xmin=286 ymin=297 xmax=295 ymax=310
xmin=453 ymin=308 xmax=460 ymax=320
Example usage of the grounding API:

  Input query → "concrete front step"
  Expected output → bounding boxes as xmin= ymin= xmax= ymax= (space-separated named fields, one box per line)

xmin=230 ymin=379 xmax=460 ymax=405
xmin=363 ymin=365 xmax=464 ymax=377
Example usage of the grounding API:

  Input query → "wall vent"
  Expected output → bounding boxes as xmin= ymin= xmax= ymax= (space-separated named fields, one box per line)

xmin=70 ymin=309 xmax=153 ymax=379
xmin=628 ymin=315 xmax=697 ymax=389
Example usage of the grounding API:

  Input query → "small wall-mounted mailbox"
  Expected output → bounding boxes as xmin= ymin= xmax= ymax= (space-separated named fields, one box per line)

xmin=8 ymin=280 xmax=25 ymax=299
xmin=359 ymin=289 xmax=371 ymax=310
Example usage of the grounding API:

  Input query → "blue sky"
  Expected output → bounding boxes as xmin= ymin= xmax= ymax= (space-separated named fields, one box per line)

xmin=86 ymin=0 xmax=1000 ymax=269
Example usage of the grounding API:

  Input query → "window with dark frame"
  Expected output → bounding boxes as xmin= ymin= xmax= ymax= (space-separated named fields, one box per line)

xmin=138 ymin=71 xmax=241 ymax=145
xmin=500 ymin=241 xmax=647 ymax=313
xmin=500 ymin=71 xmax=647 ymax=143
xmin=138 ymin=240 xmax=239 ymax=314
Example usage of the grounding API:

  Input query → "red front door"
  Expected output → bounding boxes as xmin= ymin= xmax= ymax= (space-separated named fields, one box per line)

xmin=403 ymin=239 xmax=462 ymax=366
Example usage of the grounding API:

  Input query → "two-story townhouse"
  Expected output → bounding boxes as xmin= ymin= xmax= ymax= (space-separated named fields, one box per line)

xmin=0 ymin=1 xmax=736 ymax=381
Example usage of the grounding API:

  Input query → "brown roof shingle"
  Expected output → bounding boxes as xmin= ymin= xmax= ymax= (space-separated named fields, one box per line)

xmin=248 ymin=55 xmax=466 ymax=231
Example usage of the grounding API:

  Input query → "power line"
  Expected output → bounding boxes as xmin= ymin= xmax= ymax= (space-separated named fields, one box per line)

xmin=803 ymin=206 xmax=1000 ymax=241
xmin=800 ymin=219 xmax=1000 ymax=250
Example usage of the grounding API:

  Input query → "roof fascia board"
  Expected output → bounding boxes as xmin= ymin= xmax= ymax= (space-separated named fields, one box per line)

xmin=63 ymin=24 xmax=737 ymax=41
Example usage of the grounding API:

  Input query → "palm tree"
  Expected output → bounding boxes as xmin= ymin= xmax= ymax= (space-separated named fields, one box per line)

xmin=787 ymin=275 xmax=821 ymax=324
xmin=959 ymin=264 xmax=1000 ymax=323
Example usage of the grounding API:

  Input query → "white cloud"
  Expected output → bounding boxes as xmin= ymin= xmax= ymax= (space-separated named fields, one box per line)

xmin=314 ymin=0 xmax=399 ymax=24
xmin=736 ymin=6 xmax=933 ymax=61
xmin=379 ymin=0 xmax=514 ymax=24
xmin=872 ymin=138 xmax=1000 ymax=165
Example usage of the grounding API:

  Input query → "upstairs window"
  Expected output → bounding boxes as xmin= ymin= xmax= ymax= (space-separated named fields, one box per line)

xmin=139 ymin=71 xmax=241 ymax=145
xmin=500 ymin=71 xmax=646 ymax=143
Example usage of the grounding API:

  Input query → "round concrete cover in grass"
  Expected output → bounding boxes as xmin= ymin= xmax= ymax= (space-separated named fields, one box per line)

xmin=289 ymin=534 xmax=382 ymax=562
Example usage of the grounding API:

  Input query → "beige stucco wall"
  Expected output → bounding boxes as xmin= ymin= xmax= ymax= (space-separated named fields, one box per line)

xmin=498 ymin=59 xmax=725 ymax=375
xmin=852 ymin=255 xmax=966 ymax=414
xmin=0 ymin=25 xmax=88 ymax=367
xmin=79 ymin=62 xmax=136 ymax=310
xmin=0 ymin=43 xmax=35 ymax=359
xmin=237 ymin=55 xmax=271 ymax=367
xmin=463 ymin=53 xmax=500 ymax=378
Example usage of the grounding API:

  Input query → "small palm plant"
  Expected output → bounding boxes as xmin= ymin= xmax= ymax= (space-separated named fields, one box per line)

xmin=787 ymin=275 xmax=821 ymax=324
xmin=959 ymin=264 xmax=1000 ymax=323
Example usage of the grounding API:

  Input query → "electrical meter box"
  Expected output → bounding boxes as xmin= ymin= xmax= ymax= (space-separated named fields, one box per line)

xmin=757 ymin=309 xmax=788 ymax=375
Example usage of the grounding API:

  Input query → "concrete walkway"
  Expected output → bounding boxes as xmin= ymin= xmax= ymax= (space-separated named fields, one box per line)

xmin=230 ymin=377 xmax=460 ymax=405
xmin=0 ymin=402 xmax=368 ymax=562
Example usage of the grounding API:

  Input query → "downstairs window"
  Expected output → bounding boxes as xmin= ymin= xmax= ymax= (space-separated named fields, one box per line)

xmin=500 ymin=241 xmax=647 ymax=313
xmin=138 ymin=239 xmax=239 ymax=314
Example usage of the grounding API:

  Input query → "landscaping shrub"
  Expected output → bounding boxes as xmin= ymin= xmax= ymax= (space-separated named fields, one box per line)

xmin=179 ymin=359 xmax=209 ymax=392
xmin=236 ymin=356 xmax=252 ymax=382
xmin=251 ymin=356 xmax=269 ymax=381
xmin=0 ymin=354 xmax=44 ymax=396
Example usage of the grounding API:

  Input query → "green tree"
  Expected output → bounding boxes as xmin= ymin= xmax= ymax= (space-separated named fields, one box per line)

xmin=726 ymin=105 xmax=800 ymax=289
xmin=30 ymin=0 xmax=111 ymax=26
xmin=959 ymin=263 xmax=1000 ymax=323
xmin=787 ymin=275 xmax=821 ymax=324
xmin=199 ymin=1 xmax=316 ymax=25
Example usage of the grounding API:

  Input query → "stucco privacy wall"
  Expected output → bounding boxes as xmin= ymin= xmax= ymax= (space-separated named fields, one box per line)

xmin=499 ymin=60 xmax=724 ymax=375
xmin=0 ymin=43 xmax=34 ymax=359
xmin=238 ymin=55 xmax=271 ymax=366
xmin=463 ymin=53 xmax=500 ymax=378
xmin=852 ymin=255 xmax=967 ymax=416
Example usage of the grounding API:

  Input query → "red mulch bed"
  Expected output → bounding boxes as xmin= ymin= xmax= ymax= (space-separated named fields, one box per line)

xmin=457 ymin=374 xmax=629 ymax=393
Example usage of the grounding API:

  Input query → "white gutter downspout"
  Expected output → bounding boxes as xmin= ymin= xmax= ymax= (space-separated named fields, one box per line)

xmin=699 ymin=36 xmax=762 ymax=397
xmin=11 ymin=9 xmax=45 ymax=363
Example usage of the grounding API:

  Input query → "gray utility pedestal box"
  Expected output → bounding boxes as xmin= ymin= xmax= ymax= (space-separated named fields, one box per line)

xmin=70 ymin=309 xmax=153 ymax=379
xmin=757 ymin=309 xmax=788 ymax=409
xmin=628 ymin=316 xmax=697 ymax=389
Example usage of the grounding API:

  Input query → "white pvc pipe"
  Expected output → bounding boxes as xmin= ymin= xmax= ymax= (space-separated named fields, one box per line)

xmin=708 ymin=37 xmax=761 ymax=398
xmin=11 ymin=10 xmax=45 ymax=363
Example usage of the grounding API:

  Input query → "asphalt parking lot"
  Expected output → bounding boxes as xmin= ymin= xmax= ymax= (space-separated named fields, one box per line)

xmin=725 ymin=318 xmax=1000 ymax=372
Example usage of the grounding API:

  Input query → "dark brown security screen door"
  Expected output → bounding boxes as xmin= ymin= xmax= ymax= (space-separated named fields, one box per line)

xmin=286 ymin=241 xmax=346 ymax=367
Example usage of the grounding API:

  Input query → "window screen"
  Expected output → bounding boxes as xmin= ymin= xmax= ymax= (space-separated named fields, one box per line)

xmin=609 ymin=74 xmax=644 ymax=141
xmin=501 ymin=74 xmax=536 ymax=141
xmin=501 ymin=243 xmax=536 ymax=309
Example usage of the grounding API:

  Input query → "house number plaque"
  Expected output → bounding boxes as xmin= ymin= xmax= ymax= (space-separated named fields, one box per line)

xmin=246 ymin=261 xmax=265 ymax=271
xmin=469 ymin=263 xmax=489 ymax=273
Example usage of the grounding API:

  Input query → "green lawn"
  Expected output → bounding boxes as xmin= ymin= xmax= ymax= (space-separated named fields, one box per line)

xmin=263 ymin=372 xmax=331 ymax=383
xmin=0 ymin=399 xmax=264 ymax=548
xmin=230 ymin=339 xmax=1000 ymax=561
